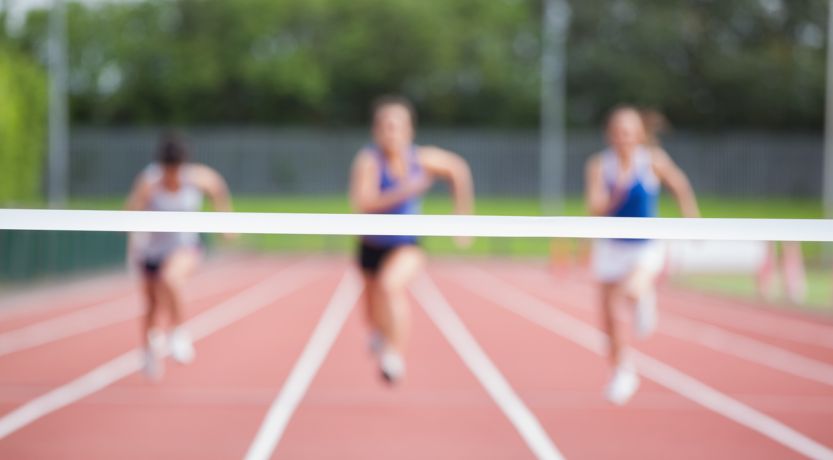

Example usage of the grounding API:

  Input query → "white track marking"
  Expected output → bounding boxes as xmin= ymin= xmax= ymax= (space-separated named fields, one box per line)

xmin=507 ymin=266 xmax=833 ymax=388
xmin=660 ymin=292 xmax=833 ymax=350
xmin=0 ymin=260 xmax=322 ymax=440
xmin=413 ymin=276 xmax=564 ymax=460
xmin=516 ymin=264 xmax=833 ymax=349
xmin=454 ymin=267 xmax=833 ymax=460
xmin=0 ymin=298 xmax=140 ymax=356
xmin=2 ymin=209 xmax=833 ymax=241
xmin=0 ymin=276 xmax=129 ymax=321
xmin=244 ymin=270 xmax=362 ymax=460
xmin=660 ymin=315 xmax=833 ymax=387
xmin=0 ymin=254 xmax=247 ymax=321
xmin=3 ymin=386 xmax=833 ymax=414
xmin=0 ymin=258 xmax=275 ymax=357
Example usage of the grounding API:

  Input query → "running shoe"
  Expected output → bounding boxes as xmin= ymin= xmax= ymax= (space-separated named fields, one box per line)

xmin=605 ymin=365 xmax=640 ymax=405
xmin=379 ymin=348 xmax=405 ymax=384
xmin=170 ymin=328 xmax=195 ymax=364
xmin=634 ymin=290 xmax=657 ymax=339
xmin=143 ymin=329 xmax=166 ymax=381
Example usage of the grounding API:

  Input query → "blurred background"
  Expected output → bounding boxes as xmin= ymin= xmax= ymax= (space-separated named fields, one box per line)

xmin=0 ymin=0 xmax=830 ymax=310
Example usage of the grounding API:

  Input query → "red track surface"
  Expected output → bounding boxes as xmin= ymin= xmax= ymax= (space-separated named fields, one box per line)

xmin=0 ymin=255 xmax=831 ymax=459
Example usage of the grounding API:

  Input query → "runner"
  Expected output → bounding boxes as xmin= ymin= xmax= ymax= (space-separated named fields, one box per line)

xmin=350 ymin=95 xmax=474 ymax=383
xmin=126 ymin=133 xmax=234 ymax=380
xmin=585 ymin=106 xmax=699 ymax=404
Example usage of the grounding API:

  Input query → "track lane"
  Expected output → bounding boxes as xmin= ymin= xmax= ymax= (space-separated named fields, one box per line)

xmin=274 ymin=272 xmax=537 ymax=459
xmin=0 ymin=254 xmax=268 ymax=334
xmin=430 ymin=263 xmax=804 ymax=459
xmin=464 ymin=262 xmax=833 ymax=457
xmin=0 ymin=259 xmax=333 ymax=458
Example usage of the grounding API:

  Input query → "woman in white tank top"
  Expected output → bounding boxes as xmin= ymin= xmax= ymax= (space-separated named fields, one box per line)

xmin=125 ymin=134 xmax=234 ymax=380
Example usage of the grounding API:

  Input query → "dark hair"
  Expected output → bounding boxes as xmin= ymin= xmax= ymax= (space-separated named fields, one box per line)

xmin=371 ymin=95 xmax=417 ymax=126
xmin=157 ymin=133 xmax=188 ymax=166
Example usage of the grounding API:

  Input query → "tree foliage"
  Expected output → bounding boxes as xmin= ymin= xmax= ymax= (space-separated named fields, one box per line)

xmin=0 ymin=47 xmax=47 ymax=203
xmin=8 ymin=0 xmax=829 ymax=129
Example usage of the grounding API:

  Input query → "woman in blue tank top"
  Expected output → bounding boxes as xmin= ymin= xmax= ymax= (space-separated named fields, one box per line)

xmin=585 ymin=107 xmax=699 ymax=405
xmin=349 ymin=96 xmax=474 ymax=383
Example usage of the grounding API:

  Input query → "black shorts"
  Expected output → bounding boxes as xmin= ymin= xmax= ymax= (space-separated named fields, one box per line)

xmin=140 ymin=244 xmax=202 ymax=278
xmin=358 ymin=242 xmax=418 ymax=275
xmin=142 ymin=256 xmax=165 ymax=278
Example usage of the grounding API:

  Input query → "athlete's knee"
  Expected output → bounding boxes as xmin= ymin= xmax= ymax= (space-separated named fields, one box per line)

xmin=378 ymin=271 xmax=408 ymax=298
xmin=159 ymin=270 xmax=185 ymax=292
xmin=622 ymin=285 xmax=640 ymax=304
xmin=623 ymin=274 xmax=650 ymax=302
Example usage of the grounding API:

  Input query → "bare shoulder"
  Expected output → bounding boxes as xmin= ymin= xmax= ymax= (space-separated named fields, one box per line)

xmin=416 ymin=145 xmax=461 ymax=166
xmin=352 ymin=147 xmax=378 ymax=173
xmin=417 ymin=145 xmax=444 ymax=154
xmin=417 ymin=144 xmax=452 ymax=159
xmin=131 ymin=165 xmax=156 ymax=189
xmin=189 ymin=162 xmax=216 ymax=177
xmin=646 ymin=145 xmax=674 ymax=171
xmin=585 ymin=152 xmax=605 ymax=170
xmin=354 ymin=147 xmax=376 ymax=163
xmin=188 ymin=163 xmax=224 ymax=188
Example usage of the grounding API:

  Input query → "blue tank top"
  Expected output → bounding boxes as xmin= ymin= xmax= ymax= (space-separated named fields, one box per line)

xmin=603 ymin=147 xmax=659 ymax=242
xmin=362 ymin=145 xmax=423 ymax=248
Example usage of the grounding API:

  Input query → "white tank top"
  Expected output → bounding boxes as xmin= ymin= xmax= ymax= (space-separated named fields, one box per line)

xmin=141 ymin=164 xmax=203 ymax=259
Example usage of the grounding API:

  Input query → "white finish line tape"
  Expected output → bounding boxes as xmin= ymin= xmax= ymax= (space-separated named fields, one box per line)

xmin=1 ymin=209 xmax=832 ymax=242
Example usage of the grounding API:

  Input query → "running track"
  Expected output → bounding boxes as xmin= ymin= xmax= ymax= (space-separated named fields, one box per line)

xmin=0 ymin=254 xmax=831 ymax=459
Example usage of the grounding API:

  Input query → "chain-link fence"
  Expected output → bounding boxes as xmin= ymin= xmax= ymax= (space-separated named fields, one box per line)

xmin=70 ymin=127 xmax=823 ymax=199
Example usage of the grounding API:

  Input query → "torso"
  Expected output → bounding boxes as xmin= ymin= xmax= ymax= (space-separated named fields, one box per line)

xmin=141 ymin=164 xmax=203 ymax=258
xmin=362 ymin=145 xmax=422 ymax=248
xmin=602 ymin=146 xmax=659 ymax=219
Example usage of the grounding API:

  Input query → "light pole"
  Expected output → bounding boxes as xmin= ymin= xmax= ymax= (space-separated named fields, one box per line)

xmin=47 ymin=0 xmax=69 ymax=207
xmin=539 ymin=0 xmax=571 ymax=215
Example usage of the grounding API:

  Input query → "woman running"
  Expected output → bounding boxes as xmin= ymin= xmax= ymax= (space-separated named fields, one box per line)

xmin=126 ymin=134 xmax=233 ymax=380
xmin=585 ymin=107 xmax=699 ymax=404
xmin=350 ymin=96 xmax=474 ymax=383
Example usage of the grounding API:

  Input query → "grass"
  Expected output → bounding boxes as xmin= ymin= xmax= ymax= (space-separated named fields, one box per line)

xmin=673 ymin=271 xmax=832 ymax=312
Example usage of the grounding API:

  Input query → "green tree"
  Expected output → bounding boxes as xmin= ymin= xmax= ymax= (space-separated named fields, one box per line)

xmin=0 ymin=47 xmax=47 ymax=203
xmin=8 ymin=0 xmax=829 ymax=129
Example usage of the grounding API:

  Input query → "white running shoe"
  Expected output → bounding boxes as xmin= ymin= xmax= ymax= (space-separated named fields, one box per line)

xmin=379 ymin=348 xmax=405 ymax=384
xmin=142 ymin=347 xmax=164 ymax=381
xmin=143 ymin=329 xmax=166 ymax=381
xmin=605 ymin=365 xmax=640 ymax=405
xmin=170 ymin=328 xmax=195 ymax=364
xmin=634 ymin=290 xmax=657 ymax=340
xmin=368 ymin=330 xmax=384 ymax=356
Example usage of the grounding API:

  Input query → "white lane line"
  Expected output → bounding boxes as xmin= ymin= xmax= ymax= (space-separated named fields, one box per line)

xmin=0 ymin=298 xmax=140 ymax=356
xmin=244 ymin=270 xmax=362 ymax=460
xmin=661 ymin=315 xmax=833 ymax=388
xmin=662 ymin=291 xmax=833 ymax=350
xmin=0 ymin=260 xmax=322 ymax=440
xmin=507 ymin=267 xmax=833 ymax=388
xmin=0 ymin=254 xmax=257 ymax=322
xmin=454 ymin=267 xmax=833 ymax=460
xmin=0 ymin=258 xmax=275 ymax=357
xmin=0 ymin=276 xmax=129 ymax=321
xmin=412 ymin=276 xmax=564 ymax=460
xmin=513 ymin=264 xmax=833 ymax=350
